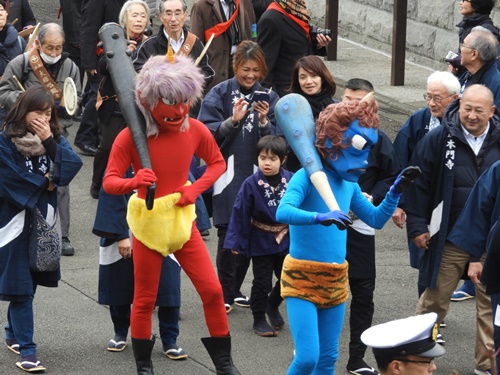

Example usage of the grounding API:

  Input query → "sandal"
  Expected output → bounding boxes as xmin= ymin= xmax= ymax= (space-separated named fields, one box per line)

xmin=107 ymin=339 xmax=128 ymax=352
xmin=163 ymin=344 xmax=188 ymax=360
xmin=6 ymin=338 xmax=20 ymax=355
xmin=16 ymin=355 xmax=46 ymax=373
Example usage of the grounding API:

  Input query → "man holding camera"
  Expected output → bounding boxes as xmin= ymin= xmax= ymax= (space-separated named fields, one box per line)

xmin=257 ymin=0 xmax=331 ymax=97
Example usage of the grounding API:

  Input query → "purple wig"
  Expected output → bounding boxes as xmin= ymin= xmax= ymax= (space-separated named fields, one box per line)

xmin=135 ymin=54 xmax=205 ymax=136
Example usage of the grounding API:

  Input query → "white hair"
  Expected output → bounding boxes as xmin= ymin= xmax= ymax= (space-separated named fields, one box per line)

xmin=119 ymin=0 xmax=151 ymax=26
xmin=427 ymin=71 xmax=460 ymax=95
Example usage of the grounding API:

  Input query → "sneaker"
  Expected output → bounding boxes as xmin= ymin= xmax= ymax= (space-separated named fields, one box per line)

xmin=16 ymin=354 xmax=46 ymax=373
xmin=347 ymin=360 xmax=380 ymax=375
xmin=107 ymin=338 xmax=127 ymax=352
xmin=436 ymin=333 xmax=445 ymax=344
xmin=474 ymin=369 xmax=492 ymax=375
xmin=61 ymin=237 xmax=75 ymax=256
xmin=234 ymin=293 xmax=250 ymax=308
xmin=451 ymin=280 xmax=475 ymax=301
xmin=439 ymin=320 xmax=446 ymax=328
xmin=266 ymin=305 xmax=285 ymax=330
xmin=225 ymin=303 xmax=233 ymax=313
xmin=253 ymin=319 xmax=278 ymax=337
xmin=163 ymin=344 xmax=188 ymax=360
xmin=6 ymin=338 xmax=20 ymax=355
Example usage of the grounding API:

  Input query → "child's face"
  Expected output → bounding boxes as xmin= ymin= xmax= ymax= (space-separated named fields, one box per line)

xmin=258 ymin=149 xmax=282 ymax=177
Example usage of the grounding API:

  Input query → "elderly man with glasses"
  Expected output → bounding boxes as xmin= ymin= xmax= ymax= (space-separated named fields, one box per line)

xmin=394 ymin=71 xmax=460 ymax=172
xmin=393 ymin=72 xmax=460 ymax=306
xmin=459 ymin=26 xmax=500 ymax=107
xmin=402 ymin=84 xmax=498 ymax=375
xmin=133 ymin=0 xmax=214 ymax=83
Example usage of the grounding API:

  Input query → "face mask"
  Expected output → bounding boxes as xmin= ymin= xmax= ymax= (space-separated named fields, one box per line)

xmin=325 ymin=119 xmax=378 ymax=182
xmin=149 ymin=97 xmax=190 ymax=131
xmin=40 ymin=52 xmax=62 ymax=65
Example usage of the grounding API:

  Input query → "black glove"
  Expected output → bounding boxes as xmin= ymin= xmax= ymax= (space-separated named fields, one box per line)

xmin=390 ymin=166 xmax=422 ymax=197
xmin=55 ymin=101 xmax=70 ymax=119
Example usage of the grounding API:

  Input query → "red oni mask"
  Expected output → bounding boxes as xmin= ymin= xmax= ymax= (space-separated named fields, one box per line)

xmin=150 ymin=97 xmax=191 ymax=131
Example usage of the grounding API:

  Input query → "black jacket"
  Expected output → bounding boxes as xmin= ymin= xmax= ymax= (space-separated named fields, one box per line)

xmin=252 ymin=0 xmax=272 ymax=22
xmin=80 ymin=0 xmax=127 ymax=70
xmin=257 ymin=9 xmax=325 ymax=97
xmin=346 ymin=130 xmax=401 ymax=279
xmin=6 ymin=0 xmax=36 ymax=32
xmin=133 ymin=26 xmax=214 ymax=86
xmin=404 ymin=99 xmax=500 ymax=287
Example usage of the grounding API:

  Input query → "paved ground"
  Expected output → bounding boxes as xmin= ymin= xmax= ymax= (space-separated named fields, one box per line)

xmin=0 ymin=2 xmax=483 ymax=374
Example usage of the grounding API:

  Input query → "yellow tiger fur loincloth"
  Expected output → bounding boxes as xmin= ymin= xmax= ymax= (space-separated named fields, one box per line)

xmin=281 ymin=254 xmax=349 ymax=308
xmin=127 ymin=189 xmax=196 ymax=256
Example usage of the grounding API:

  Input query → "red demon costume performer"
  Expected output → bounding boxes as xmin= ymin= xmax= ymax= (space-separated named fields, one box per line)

xmin=103 ymin=54 xmax=240 ymax=375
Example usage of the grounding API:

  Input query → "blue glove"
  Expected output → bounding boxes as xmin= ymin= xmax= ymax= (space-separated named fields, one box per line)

xmin=315 ymin=210 xmax=353 ymax=230
xmin=389 ymin=166 xmax=422 ymax=197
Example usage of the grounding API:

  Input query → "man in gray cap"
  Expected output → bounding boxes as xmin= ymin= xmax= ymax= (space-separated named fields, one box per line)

xmin=361 ymin=312 xmax=445 ymax=375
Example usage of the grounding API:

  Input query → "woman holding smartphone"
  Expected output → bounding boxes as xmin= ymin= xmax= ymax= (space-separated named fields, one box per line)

xmin=198 ymin=40 xmax=280 ymax=313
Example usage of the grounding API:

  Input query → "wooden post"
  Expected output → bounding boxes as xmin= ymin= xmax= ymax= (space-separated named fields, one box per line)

xmin=391 ymin=0 xmax=407 ymax=86
xmin=325 ymin=0 xmax=339 ymax=61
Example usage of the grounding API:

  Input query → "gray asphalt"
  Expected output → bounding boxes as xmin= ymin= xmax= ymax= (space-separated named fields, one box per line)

xmin=0 ymin=2 xmax=479 ymax=374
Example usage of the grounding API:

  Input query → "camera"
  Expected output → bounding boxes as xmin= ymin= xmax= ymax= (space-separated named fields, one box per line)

xmin=310 ymin=25 xmax=332 ymax=38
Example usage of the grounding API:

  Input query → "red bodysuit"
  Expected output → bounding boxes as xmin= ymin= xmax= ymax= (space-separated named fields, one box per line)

xmin=103 ymin=118 xmax=227 ymax=339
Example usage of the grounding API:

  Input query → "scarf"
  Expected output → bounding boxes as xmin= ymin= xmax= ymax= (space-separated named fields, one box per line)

xmin=274 ymin=0 xmax=310 ymax=23
xmin=303 ymin=89 xmax=335 ymax=119
xmin=12 ymin=132 xmax=46 ymax=157
xmin=269 ymin=1 xmax=310 ymax=39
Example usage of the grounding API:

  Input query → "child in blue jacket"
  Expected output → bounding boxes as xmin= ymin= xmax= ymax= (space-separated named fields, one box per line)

xmin=224 ymin=135 xmax=293 ymax=337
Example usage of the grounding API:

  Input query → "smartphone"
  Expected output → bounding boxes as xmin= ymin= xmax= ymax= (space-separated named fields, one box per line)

xmin=247 ymin=88 xmax=271 ymax=107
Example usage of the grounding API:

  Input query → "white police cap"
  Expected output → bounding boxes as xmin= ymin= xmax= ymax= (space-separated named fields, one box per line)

xmin=361 ymin=312 xmax=445 ymax=358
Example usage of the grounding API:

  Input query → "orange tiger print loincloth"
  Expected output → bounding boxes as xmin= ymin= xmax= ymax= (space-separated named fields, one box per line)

xmin=280 ymin=255 xmax=349 ymax=308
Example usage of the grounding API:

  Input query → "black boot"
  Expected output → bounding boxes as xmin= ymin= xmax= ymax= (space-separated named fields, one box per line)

xmin=266 ymin=289 xmax=285 ymax=330
xmin=132 ymin=336 xmax=155 ymax=375
xmin=201 ymin=336 xmax=241 ymax=375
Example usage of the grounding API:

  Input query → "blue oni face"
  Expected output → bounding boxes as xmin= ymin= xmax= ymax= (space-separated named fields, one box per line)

xmin=325 ymin=120 xmax=378 ymax=182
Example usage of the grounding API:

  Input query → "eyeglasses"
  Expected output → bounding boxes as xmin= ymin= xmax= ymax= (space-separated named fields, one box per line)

xmin=394 ymin=358 xmax=435 ymax=366
xmin=163 ymin=11 xmax=185 ymax=19
xmin=460 ymin=43 xmax=475 ymax=51
xmin=423 ymin=93 xmax=454 ymax=103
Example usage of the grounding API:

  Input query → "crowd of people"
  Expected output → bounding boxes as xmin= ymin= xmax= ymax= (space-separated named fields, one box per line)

xmin=1 ymin=0 xmax=500 ymax=374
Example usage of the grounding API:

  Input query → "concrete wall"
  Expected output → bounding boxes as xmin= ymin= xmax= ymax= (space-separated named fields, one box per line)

xmin=183 ymin=0 xmax=499 ymax=69
xmin=308 ymin=0 xmax=500 ymax=69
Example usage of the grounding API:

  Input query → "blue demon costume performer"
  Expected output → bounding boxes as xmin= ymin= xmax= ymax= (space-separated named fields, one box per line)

xmin=275 ymin=94 xmax=418 ymax=374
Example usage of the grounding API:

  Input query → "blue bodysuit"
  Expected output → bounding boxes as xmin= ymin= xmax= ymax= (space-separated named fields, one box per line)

xmin=276 ymin=167 xmax=399 ymax=374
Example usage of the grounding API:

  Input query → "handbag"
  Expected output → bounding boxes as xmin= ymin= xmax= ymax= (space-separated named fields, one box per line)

xmin=28 ymin=207 xmax=62 ymax=272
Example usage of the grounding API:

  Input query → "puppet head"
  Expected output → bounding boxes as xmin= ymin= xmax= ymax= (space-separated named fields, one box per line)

xmin=315 ymin=93 xmax=380 ymax=182
xmin=136 ymin=54 xmax=204 ymax=136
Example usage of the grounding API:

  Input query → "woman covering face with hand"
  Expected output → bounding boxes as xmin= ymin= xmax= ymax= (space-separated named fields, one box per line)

xmin=0 ymin=86 xmax=82 ymax=373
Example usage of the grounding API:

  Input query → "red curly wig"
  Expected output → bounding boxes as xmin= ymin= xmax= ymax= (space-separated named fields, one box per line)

xmin=315 ymin=95 xmax=380 ymax=161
